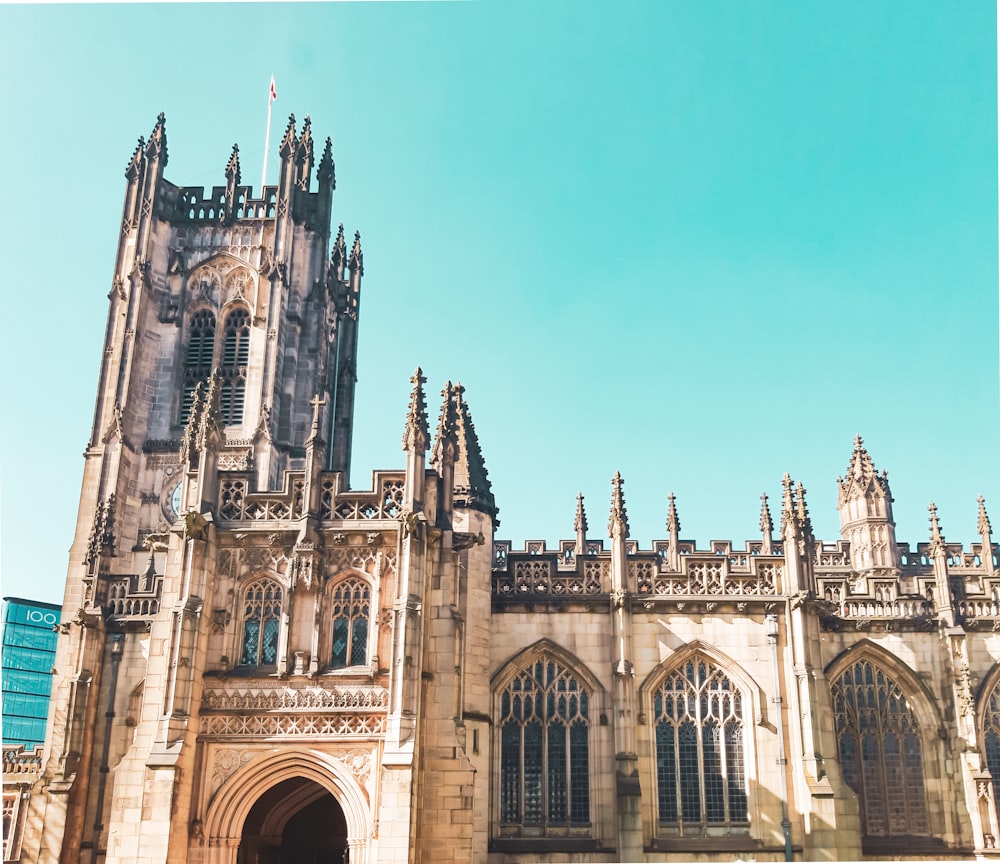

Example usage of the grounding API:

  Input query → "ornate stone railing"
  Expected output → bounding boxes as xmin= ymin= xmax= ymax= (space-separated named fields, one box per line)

xmin=201 ymin=683 xmax=388 ymax=712
xmin=218 ymin=474 xmax=305 ymax=521
xmin=321 ymin=476 xmax=404 ymax=521
xmin=2 ymin=746 xmax=43 ymax=777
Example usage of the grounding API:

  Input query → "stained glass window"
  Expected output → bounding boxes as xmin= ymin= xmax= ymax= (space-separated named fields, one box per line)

xmin=330 ymin=579 xmax=370 ymax=668
xmin=239 ymin=578 xmax=282 ymax=666
xmin=831 ymin=657 xmax=929 ymax=837
xmin=984 ymin=681 xmax=1000 ymax=806
xmin=498 ymin=656 xmax=590 ymax=832
xmin=652 ymin=656 xmax=748 ymax=831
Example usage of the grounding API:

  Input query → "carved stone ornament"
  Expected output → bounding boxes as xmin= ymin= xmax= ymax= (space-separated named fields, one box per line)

xmin=184 ymin=510 xmax=209 ymax=541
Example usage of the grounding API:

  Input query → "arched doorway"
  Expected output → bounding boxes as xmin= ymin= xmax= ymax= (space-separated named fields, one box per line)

xmin=238 ymin=777 xmax=349 ymax=864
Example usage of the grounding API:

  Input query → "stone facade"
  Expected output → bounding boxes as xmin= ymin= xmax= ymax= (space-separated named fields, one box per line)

xmin=11 ymin=116 xmax=1000 ymax=863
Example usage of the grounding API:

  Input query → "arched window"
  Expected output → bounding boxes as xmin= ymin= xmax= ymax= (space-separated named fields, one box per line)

xmin=220 ymin=308 xmax=250 ymax=426
xmin=239 ymin=578 xmax=282 ymax=667
xmin=984 ymin=679 xmax=1000 ymax=806
xmin=181 ymin=310 xmax=215 ymax=424
xmin=831 ymin=657 xmax=929 ymax=837
xmin=498 ymin=656 xmax=590 ymax=831
xmin=330 ymin=578 xmax=370 ymax=668
xmin=652 ymin=656 xmax=748 ymax=830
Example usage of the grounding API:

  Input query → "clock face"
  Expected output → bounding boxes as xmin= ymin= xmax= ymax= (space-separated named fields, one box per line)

xmin=165 ymin=481 xmax=183 ymax=521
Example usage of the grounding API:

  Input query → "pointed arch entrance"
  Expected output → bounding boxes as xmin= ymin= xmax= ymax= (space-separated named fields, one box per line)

xmin=203 ymin=748 xmax=372 ymax=864
xmin=239 ymin=777 xmax=348 ymax=864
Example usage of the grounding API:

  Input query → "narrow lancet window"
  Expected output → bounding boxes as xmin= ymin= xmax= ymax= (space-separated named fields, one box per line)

xmin=330 ymin=578 xmax=370 ymax=668
xmin=181 ymin=310 xmax=215 ymax=424
xmin=239 ymin=578 xmax=282 ymax=666
xmin=220 ymin=308 xmax=250 ymax=426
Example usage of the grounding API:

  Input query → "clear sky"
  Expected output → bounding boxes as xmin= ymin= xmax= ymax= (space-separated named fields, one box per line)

xmin=1 ymin=1 xmax=997 ymax=605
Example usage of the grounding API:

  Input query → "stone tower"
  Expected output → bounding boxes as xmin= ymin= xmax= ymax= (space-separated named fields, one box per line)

xmin=24 ymin=114 xmax=498 ymax=864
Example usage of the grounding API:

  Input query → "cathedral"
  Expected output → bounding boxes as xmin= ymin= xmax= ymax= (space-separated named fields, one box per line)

xmin=12 ymin=115 xmax=1000 ymax=863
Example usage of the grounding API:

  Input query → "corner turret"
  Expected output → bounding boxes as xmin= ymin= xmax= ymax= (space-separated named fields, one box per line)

xmin=837 ymin=435 xmax=899 ymax=573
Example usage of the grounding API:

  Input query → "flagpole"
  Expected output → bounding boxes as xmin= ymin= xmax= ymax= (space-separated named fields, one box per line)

xmin=261 ymin=75 xmax=275 ymax=192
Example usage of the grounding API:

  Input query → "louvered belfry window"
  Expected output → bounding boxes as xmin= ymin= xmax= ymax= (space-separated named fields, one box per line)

xmin=239 ymin=578 xmax=282 ymax=667
xmin=180 ymin=310 xmax=215 ymax=424
xmin=498 ymin=657 xmax=590 ymax=831
xmin=330 ymin=579 xmax=370 ymax=668
xmin=653 ymin=656 xmax=748 ymax=830
xmin=831 ymin=658 xmax=929 ymax=837
xmin=220 ymin=309 xmax=250 ymax=426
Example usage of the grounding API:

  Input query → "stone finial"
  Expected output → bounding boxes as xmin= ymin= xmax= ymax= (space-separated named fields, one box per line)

xmin=608 ymin=472 xmax=629 ymax=540
xmin=574 ymin=492 xmax=589 ymax=536
xmin=126 ymin=136 xmax=145 ymax=179
xmin=780 ymin=473 xmax=796 ymax=535
xmin=330 ymin=223 xmax=347 ymax=277
xmin=318 ymin=137 xmax=335 ymax=188
xmin=296 ymin=116 xmax=314 ymax=190
xmin=928 ymin=501 xmax=945 ymax=553
xmin=279 ymin=114 xmax=297 ymax=158
xmin=979 ymin=495 xmax=992 ymax=538
xmin=666 ymin=492 xmax=680 ymax=537
xmin=349 ymin=230 xmax=364 ymax=277
xmin=796 ymin=481 xmax=812 ymax=536
xmin=431 ymin=381 xmax=458 ymax=467
xmin=308 ymin=393 xmax=326 ymax=439
xmin=180 ymin=382 xmax=205 ymax=463
xmin=451 ymin=383 xmax=498 ymax=518
xmin=225 ymin=143 xmax=241 ymax=185
xmin=402 ymin=368 xmax=429 ymax=452
xmin=759 ymin=492 xmax=774 ymax=554
xmin=147 ymin=112 xmax=167 ymax=164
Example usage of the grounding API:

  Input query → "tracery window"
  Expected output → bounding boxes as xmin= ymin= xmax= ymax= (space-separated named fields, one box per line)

xmin=982 ymin=678 xmax=1000 ymax=805
xmin=498 ymin=656 xmax=590 ymax=832
xmin=330 ymin=578 xmax=370 ymax=668
xmin=239 ymin=578 xmax=282 ymax=667
xmin=652 ymin=656 xmax=748 ymax=831
xmin=220 ymin=308 xmax=250 ymax=426
xmin=831 ymin=658 xmax=929 ymax=837
xmin=181 ymin=309 xmax=216 ymax=424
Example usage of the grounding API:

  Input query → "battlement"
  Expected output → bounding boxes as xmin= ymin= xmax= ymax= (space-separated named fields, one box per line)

xmin=160 ymin=183 xmax=280 ymax=223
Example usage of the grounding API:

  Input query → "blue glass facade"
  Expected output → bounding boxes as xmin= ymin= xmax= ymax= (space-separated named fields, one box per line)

xmin=2 ymin=597 xmax=60 ymax=750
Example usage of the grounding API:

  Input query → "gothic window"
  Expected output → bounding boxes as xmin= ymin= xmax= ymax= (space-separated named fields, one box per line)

xmin=220 ymin=308 xmax=250 ymax=426
xmin=181 ymin=309 xmax=215 ymax=424
xmin=831 ymin=658 xmax=929 ymax=837
xmin=329 ymin=578 xmax=370 ymax=668
xmin=982 ymin=677 xmax=1000 ymax=805
xmin=239 ymin=578 xmax=282 ymax=667
xmin=498 ymin=656 xmax=590 ymax=832
xmin=652 ymin=656 xmax=748 ymax=831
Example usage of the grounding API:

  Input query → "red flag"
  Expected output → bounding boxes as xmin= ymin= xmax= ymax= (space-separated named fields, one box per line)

xmin=269 ymin=76 xmax=277 ymax=104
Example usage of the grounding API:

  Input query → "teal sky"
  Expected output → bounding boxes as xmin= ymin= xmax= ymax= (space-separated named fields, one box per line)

xmin=1 ymin=1 xmax=997 ymax=604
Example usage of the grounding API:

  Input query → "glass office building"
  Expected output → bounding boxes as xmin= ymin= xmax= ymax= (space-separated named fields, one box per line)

xmin=2 ymin=598 xmax=60 ymax=750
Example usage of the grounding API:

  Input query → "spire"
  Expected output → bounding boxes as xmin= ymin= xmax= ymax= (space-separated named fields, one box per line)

xmin=318 ymin=137 xmax=335 ymax=188
xmin=431 ymin=381 xmax=458 ymax=467
xmin=349 ymin=230 xmax=364 ymax=277
xmin=279 ymin=114 xmax=297 ymax=159
xmin=330 ymin=223 xmax=347 ymax=280
xmin=451 ymin=383 xmax=498 ymax=518
xmin=574 ymin=492 xmax=589 ymax=536
xmin=666 ymin=492 xmax=680 ymax=536
xmin=979 ymin=495 xmax=993 ymax=538
xmin=759 ymin=492 xmax=774 ymax=554
xmin=838 ymin=434 xmax=891 ymax=505
xmin=125 ymin=136 xmax=145 ymax=180
xmin=146 ymin=112 xmax=167 ymax=165
xmin=780 ymin=473 xmax=796 ymax=536
xmin=795 ymin=481 xmax=813 ymax=538
xmin=608 ymin=472 xmax=629 ymax=540
xmin=402 ymin=367 xmax=429 ymax=452
xmin=928 ymin=501 xmax=945 ymax=553
xmin=225 ymin=143 xmax=241 ymax=185
xmin=296 ymin=115 xmax=314 ymax=190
